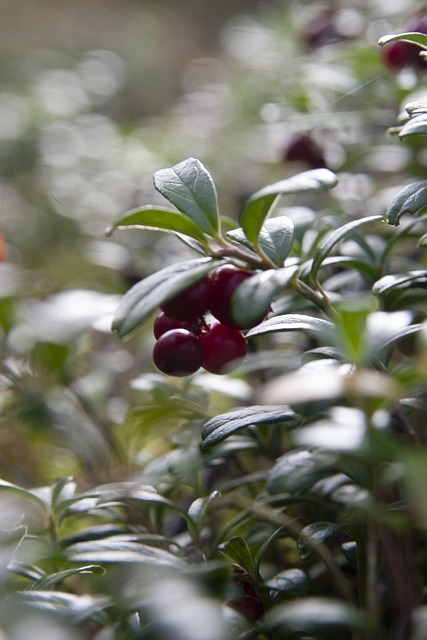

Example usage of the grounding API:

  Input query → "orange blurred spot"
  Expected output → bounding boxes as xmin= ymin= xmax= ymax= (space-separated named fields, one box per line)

xmin=0 ymin=232 xmax=7 ymax=263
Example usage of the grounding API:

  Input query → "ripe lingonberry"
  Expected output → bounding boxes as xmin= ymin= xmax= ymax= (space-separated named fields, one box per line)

xmin=208 ymin=265 xmax=264 ymax=330
xmin=201 ymin=322 xmax=247 ymax=374
xmin=283 ymin=133 xmax=327 ymax=169
xmin=153 ymin=329 xmax=204 ymax=377
xmin=153 ymin=311 xmax=187 ymax=339
xmin=161 ymin=276 xmax=210 ymax=322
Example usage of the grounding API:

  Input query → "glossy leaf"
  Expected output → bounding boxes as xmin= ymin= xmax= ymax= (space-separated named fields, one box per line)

xmin=267 ymin=449 xmax=336 ymax=494
xmin=112 ymin=257 xmax=218 ymax=339
xmin=106 ymin=205 xmax=208 ymax=245
xmin=386 ymin=182 xmax=427 ymax=226
xmin=231 ymin=265 xmax=298 ymax=328
xmin=219 ymin=536 xmax=255 ymax=575
xmin=264 ymin=568 xmax=309 ymax=596
xmin=153 ymin=157 xmax=219 ymax=236
xmin=378 ymin=32 xmax=427 ymax=49
xmin=297 ymin=522 xmax=343 ymax=562
xmin=311 ymin=215 xmax=383 ymax=281
xmin=240 ymin=169 xmax=338 ymax=244
xmin=246 ymin=313 xmax=335 ymax=341
xmin=26 ymin=565 xmax=105 ymax=591
xmin=201 ymin=405 xmax=296 ymax=449
xmin=227 ymin=217 xmax=295 ymax=266
xmin=187 ymin=490 xmax=221 ymax=537
xmin=372 ymin=270 xmax=427 ymax=296
xmin=0 ymin=479 xmax=49 ymax=512
xmin=67 ymin=539 xmax=187 ymax=567
xmin=267 ymin=598 xmax=373 ymax=636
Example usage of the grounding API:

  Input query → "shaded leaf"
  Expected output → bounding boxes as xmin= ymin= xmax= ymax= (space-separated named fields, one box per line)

xmin=219 ymin=537 xmax=255 ymax=575
xmin=26 ymin=565 xmax=105 ymax=591
xmin=246 ymin=313 xmax=335 ymax=341
xmin=372 ymin=270 xmax=427 ymax=296
xmin=378 ymin=32 xmax=427 ymax=49
xmin=386 ymin=181 xmax=427 ymax=226
xmin=228 ymin=217 xmax=295 ymax=266
xmin=240 ymin=169 xmax=338 ymax=244
xmin=0 ymin=479 xmax=48 ymax=512
xmin=264 ymin=568 xmax=309 ymax=596
xmin=201 ymin=405 xmax=296 ymax=449
xmin=231 ymin=265 xmax=298 ymax=328
xmin=267 ymin=449 xmax=336 ymax=494
xmin=66 ymin=539 xmax=186 ymax=567
xmin=154 ymin=157 xmax=219 ymax=236
xmin=187 ymin=491 xmax=221 ymax=537
xmin=297 ymin=522 xmax=343 ymax=562
xmin=112 ymin=257 xmax=218 ymax=339
xmin=106 ymin=205 xmax=208 ymax=245
xmin=311 ymin=215 xmax=383 ymax=281
xmin=267 ymin=597 xmax=373 ymax=636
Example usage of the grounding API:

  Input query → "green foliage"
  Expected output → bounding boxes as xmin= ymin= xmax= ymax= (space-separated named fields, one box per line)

xmin=4 ymin=2 xmax=427 ymax=640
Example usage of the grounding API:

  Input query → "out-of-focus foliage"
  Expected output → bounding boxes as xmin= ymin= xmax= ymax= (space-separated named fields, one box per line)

xmin=2 ymin=1 xmax=427 ymax=639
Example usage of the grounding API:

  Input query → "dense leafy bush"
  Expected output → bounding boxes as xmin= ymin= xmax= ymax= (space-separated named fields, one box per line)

xmin=3 ymin=2 xmax=427 ymax=639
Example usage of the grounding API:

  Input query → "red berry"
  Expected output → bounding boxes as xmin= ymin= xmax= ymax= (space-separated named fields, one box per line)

xmin=382 ymin=40 xmax=414 ymax=69
xmin=153 ymin=329 xmax=204 ymax=377
xmin=208 ymin=265 xmax=263 ymax=330
xmin=201 ymin=322 xmax=247 ymax=374
xmin=161 ymin=277 xmax=210 ymax=322
xmin=283 ymin=133 xmax=327 ymax=169
xmin=153 ymin=312 xmax=187 ymax=339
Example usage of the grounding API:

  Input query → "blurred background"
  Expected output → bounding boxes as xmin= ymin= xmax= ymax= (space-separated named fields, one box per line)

xmin=0 ymin=0 xmax=425 ymax=485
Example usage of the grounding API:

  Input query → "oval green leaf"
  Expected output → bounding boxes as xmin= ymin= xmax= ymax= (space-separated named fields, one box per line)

xmin=264 ymin=568 xmax=309 ymax=596
xmin=372 ymin=270 xmax=427 ymax=296
xmin=27 ymin=565 xmax=106 ymax=591
xmin=297 ymin=522 xmax=343 ymax=562
xmin=311 ymin=215 xmax=383 ymax=281
xmin=228 ymin=217 xmax=295 ymax=266
xmin=153 ymin=157 xmax=219 ymax=236
xmin=245 ymin=313 xmax=335 ymax=342
xmin=201 ymin=405 xmax=296 ymax=449
xmin=106 ymin=205 xmax=208 ymax=245
xmin=112 ymin=257 xmax=218 ymax=339
xmin=240 ymin=169 xmax=337 ymax=244
xmin=231 ymin=265 xmax=298 ymax=328
xmin=378 ymin=32 xmax=427 ymax=49
xmin=267 ymin=449 xmax=336 ymax=494
xmin=386 ymin=181 xmax=427 ymax=226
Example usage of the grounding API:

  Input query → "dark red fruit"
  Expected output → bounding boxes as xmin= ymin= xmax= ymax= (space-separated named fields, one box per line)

xmin=382 ymin=15 xmax=427 ymax=70
xmin=160 ymin=277 xmax=210 ymax=322
xmin=153 ymin=311 xmax=187 ymax=339
xmin=208 ymin=265 xmax=263 ymax=330
xmin=153 ymin=329 xmax=204 ymax=377
xmin=283 ymin=133 xmax=327 ymax=169
xmin=201 ymin=322 xmax=247 ymax=374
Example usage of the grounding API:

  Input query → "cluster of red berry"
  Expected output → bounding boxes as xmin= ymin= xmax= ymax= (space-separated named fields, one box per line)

xmin=152 ymin=265 xmax=263 ymax=377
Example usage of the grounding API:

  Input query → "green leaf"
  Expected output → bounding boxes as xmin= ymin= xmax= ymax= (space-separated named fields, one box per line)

xmin=112 ymin=257 xmax=218 ymax=339
xmin=297 ymin=522 xmax=343 ymax=562
xmin=153 ymin=157 xmax=219 ymax=236
xmin=228 ymin=217 xmax=295 ymax=266
xmin=372 ymin=270 xmax=427 ymax=296
xmin=0 ymin=479 xmax=49 ymax=512
xmin=219 ymin=537 xmax=255 ymax=575
xmin=311 ymin=215 xmax=383 ymax=282
xmin=267 ymin=449 xmax=336 ymax=494
xmin=201 ymin=405 xmax=296 ymax=449
xmin=264 ymin=568 xmax=309 ymax=596
xmin=106 ymin=205 xmax=208 ymax=245
xmin=267 ymin=598 xmax=373 ymax=636
xmin=67 ymin=539 xmax=187 ymax=567
xmin=187 ymin=491 xmax=221 ymax=537
xmin=231 ymin=265 xmax=298 ymax=328
xmin=378 ymin=32 xmax=427 ymax=49
xmin=245 ymin=313 xmax=335 ymax=341
xmin=26 ymin=565 xmax=105 ymax=591
xmin=385 ymin=181 xmax=427 ymax=226
xmin=240 ymin=168 xmax=338 ymax=244
xmin=398 ymin=114 xmax=427 ymax=138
